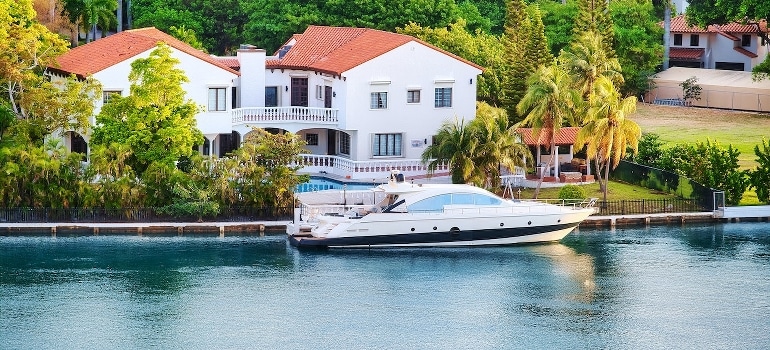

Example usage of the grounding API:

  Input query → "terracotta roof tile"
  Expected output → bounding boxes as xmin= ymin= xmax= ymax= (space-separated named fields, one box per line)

xmin=668 ymin=15 xmax=709 ymax=33
xmin=714 ymin=29 xmax=740 ymax=41
xmin=51 ymin=27 xmax=239 ymax=78
xmin=733 ymin=46 xmax=758 ymax=58
xmin=669 ymin=48 xmax=704 ymax=60
xmin=267 ymin=25 xmax=483 ymax=76
xmin=214 ymin=56 xmax=240 ymax=70
xmin=515 ymin=127 xmax=582 ymax=146
xmin=713 ymin=20 xmax=769 ymax=33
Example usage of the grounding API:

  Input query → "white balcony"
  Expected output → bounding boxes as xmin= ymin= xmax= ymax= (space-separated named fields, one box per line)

xmin=231 ymin=107 xmax=339 ymax=126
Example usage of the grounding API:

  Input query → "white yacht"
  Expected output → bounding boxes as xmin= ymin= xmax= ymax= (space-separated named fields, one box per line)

xmin=287 ymin=171 xmax=597 ymax=249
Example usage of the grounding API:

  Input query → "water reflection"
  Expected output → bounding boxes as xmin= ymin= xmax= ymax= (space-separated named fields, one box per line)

xmin=526 ymin=244 xmax=597 ymax=303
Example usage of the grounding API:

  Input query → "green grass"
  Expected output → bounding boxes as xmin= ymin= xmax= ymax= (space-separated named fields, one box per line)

xmin=514 ymin=181 xmax=677 ymax=201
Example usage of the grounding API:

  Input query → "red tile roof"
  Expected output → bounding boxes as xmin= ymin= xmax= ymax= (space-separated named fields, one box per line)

xmin=214 ymin=56 xmax=240 ymax=70
xmin=712 ymin=20 xmax=769 ymax=33
xmin=267 ymin=25 xmax=483 ymax=76
xmin=669 ymin=48 xmax=704 ymax=60
xmin=733 ymin=46 xmax=758 ymax=58
xmin=668 ymin=15 xmax=709 ymax=33
xmin=515 ymin=127 xmax=582 ymax=146
xmin=51 ymin=27 xmax=239 ymax=78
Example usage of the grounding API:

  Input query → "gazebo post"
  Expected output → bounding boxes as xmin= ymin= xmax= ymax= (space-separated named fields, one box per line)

xmin=552 ymin=144 xmax=559 ymax=178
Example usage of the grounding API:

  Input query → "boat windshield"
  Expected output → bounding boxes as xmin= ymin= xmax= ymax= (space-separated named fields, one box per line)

xmin=407 ymin=193 xmax=502 ymax=212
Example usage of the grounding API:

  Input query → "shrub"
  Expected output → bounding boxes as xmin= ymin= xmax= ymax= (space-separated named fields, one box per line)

xmin=749 ymin=138 xmax=770 ymax=204
xmin=558 ymin=185 xmax=586 ymax=200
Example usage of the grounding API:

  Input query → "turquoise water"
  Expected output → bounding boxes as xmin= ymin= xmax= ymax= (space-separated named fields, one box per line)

xmin=296 ymin=177 xmax=382 ymax=192
xmin=1 ymin=223 xmax=769 ymax=349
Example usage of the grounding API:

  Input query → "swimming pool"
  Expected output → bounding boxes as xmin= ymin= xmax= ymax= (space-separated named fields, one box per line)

xmin=295 ymin=176 xmax=383 ymax=192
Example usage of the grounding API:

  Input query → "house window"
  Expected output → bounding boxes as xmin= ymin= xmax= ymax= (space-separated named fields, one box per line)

xmin=372 ymin=133 xmax=402 ymax=157
xmin=673 ymin=34 xmax=682 ymax=46
xmin=742 ymin=34 xmax=752 ymax=47
xmin=265 ymin=86 xmax=278 ymax=107
xmin=102 ymin=90 xmax=121 ymax=103
xmin=690 ymin=34 xmax=700 ymax=47
xmin=370 ymin=92 xmax=388 ymax=109
xmin=315 ymin=85 xmax=323 ymax=99
xmin=291 ymin=77 xmax=308 ymax=106
xmin=339 ymin=132 xmax=350 ymax=155
xmin=305 ymin=133 xmax=318 ymax=146
xmin=407 ymin=90 xmax=421 ymax=103
xmin=715 ymin=62 xmax=745 ymax=71
xmin=231 ymin=87 xmax=237 ymax=109
xmin=435 ymin=87 xmax=452 ymax=108
xmin=208 ymin=87 xmax=226 ymax=111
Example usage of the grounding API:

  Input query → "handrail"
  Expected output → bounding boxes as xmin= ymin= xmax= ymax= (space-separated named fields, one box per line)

xmin=232 ymin=107 xmax=339 ymax=124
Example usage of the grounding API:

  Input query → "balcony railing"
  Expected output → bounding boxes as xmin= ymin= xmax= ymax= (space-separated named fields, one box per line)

xmin=232 ymin=107 xmax=339 ymax=125
xmin=294 ymin=154 xmax=449 ymax=179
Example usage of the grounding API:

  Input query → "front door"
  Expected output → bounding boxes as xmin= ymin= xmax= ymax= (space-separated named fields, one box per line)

xmin=324 ymin=86 xmax=332 ymax=108
xmin=327 ymin=129 xmax=336 ymax=155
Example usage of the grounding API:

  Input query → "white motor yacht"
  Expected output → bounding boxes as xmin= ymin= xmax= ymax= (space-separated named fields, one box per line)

xmin=287 ymin=171 xmax=596 ymax=249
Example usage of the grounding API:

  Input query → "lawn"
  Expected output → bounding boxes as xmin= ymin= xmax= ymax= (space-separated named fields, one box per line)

xmin=633 ymin=103 xmax=770 ymax=169
xmin=516 ymin=181 xmax=676 ymax=201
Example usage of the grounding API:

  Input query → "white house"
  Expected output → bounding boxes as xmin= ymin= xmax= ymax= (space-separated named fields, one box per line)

xmin=49 ymin=26 xmax=483 ymax=179
xmin=665 ymin=15 xmax=768 ymax=72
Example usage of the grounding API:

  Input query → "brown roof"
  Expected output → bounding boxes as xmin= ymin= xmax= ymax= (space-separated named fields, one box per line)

xmin=516 ymin=127 xmax=582 ymax=146
xmin=668 ymin=15 xmax=709 ymax=33
xmin=670 ymin=48 xmax=704 ymax=60
xmin=266 ymin=25 xmax=483 ymax=76
xmin=51 ymin=27 xmax=240 ymax=78
xmin=733 ymin=46 xmax=758 ymax=58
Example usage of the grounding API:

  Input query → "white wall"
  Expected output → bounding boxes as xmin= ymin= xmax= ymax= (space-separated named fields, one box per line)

xmin=342 ymin=41 xmax=481 ymax=161
xmin=264 ymin=69 xmax=343 ymax=110
xmin=707 ymin=35 xmax=752 ymax=70
xmin=93 ymin=46 xmax=238 ymax=136
xmin=237 ymin=48 xmax=266 ymax=107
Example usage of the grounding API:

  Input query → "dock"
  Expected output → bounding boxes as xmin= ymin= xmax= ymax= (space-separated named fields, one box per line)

xmin=0 ymin=221 xmax=291 ymax=237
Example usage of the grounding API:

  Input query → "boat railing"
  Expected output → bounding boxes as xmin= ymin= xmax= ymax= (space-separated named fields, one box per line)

xmin=300 ymin=203 xmax=376 ymax=221
xmin=518 ymin=198 xmax=598 ymax=209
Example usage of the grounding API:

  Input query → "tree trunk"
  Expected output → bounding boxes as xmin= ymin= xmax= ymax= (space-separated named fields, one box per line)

xmin=117 ymin=0 xmax=123 ymax=32
xmin=663 ymin=4 xmax=671 ymax=70
xmin=603 ymin=157 xmax=611 ymax=202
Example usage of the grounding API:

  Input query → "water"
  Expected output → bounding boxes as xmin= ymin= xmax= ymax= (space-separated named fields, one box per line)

xmin=1 ymin=223 xmax=769 ymax=349
xmin=296 ymin=176 xmax=381 ymax=193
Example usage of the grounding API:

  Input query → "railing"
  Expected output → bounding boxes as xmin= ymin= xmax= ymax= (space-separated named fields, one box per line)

xmin=0 ymin=206 xmax=293 ymax=223
xmin=231 ymin=107 xmax=339 ymax=124
xmin=295 ymin=154 xmax=449 ymax=177
xmin=594 ymin=199 xmax=702 ymax=216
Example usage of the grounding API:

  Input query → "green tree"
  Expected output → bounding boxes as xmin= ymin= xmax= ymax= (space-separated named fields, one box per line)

xmin=423 ymin=117 xmax=478 ymax=184
xmin=525 ymin=5 xmax=554 ymax=71
xmin=627 ymin=132 xmax=665 ymax=167
xmin=517 ymin=63 xmax=581 ymax=198
xmin=82 ymin=0 xmax=116 ymax=42
xmin=610 ymin=0 xmax=663 ymax=95
xmin=501 ymin=0 xmax=532 ymax=123
xmin=538 ymin=0 xmax=578 ymax=57
xmin=573 ymin=0 xmax=615 ymax=57
xmin=169 ymin=25 xmax=206 ymax=52
xmin=83 ymin=143 xmax=144 ymax=208
xmin=91 ymin=43 xmax=203 ymax=176
xmin=577 ymin=76 xmax=641 ymax=201
xmin=749 ymin=138 xmax=770 ymax=204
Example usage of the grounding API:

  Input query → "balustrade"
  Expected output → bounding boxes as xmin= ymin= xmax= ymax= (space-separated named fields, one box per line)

xmin=232 ymin=107 xmax=338 ymax=124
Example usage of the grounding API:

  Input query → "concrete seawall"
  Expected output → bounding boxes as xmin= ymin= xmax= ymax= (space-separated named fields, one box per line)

xmin=0 ymin=222 xmax=291 ymax=237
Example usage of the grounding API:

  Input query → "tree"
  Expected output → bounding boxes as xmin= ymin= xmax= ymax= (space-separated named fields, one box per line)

xmin=525 ymin=5 xmax=554 ymax=72
xmin=423 ymin=117 xmax=478 ymax=184
xmin=517 ymin=64 xmax=581 ymax=198
xmin=573 ymin=0 xmax=615 ymax=57
xmin=82 ymin=0 xmax=116 ymax=42
xmin=610 ymin=0 xmax=663 ymax=95
xmin=169 ymin=25 xmax=206 ymax=52
xmin=686 ymin=0 xmax=770 ymax=80
xmin=577 ymin=76 xmax=642 ymax=201
xmin=749 ymin=138 xmax=770 ymax=204
xmin=501 ymin=0 xmax=532 ymax=123
xmin=680 ymin=76 xmax=702 ymax=105
xmin=1 ymin=0 xmax=98 ymax=144
xmin=423 ymin=102 xmax=531 ymax=188
xmin=91 ymin=43 xmax=203 ymax=176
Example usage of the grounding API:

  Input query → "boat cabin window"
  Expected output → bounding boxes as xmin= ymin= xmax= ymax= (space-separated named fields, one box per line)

xmin=407 ymin=193 xmax=502 ymax=212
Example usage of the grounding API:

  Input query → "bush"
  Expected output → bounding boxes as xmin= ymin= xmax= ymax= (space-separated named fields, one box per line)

xmin=558 ymin=185 xmax=586 ymax=200
xmin=749 ymin=138 xmax=770 ymax=204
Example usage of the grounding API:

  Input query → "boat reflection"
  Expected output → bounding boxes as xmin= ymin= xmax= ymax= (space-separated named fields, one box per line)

xmin=527 ymin=243 xmax=597 ymax=303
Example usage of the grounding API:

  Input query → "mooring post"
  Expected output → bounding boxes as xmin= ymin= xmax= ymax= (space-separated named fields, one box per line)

xmin=177 ymin=226 xmax=183 ymax=236
xmin=219 ymin=226 xmax=225 ymax=238
xmin=137 ymin=227 xmax=143 ymax=236
xmin=51 ymin=227 xmax=56 ymax=237
xmin=259 ymin=224 xmax=265 ymax=237
xmin=93 ymin=227 xmax=99 ymax=236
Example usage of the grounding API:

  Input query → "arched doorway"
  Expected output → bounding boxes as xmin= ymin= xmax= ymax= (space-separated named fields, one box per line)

xmin=66 ymin=131 xmax=88 ymax=160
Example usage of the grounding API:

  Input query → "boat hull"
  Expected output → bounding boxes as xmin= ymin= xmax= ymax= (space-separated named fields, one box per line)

xmin=289 ymin=221 xmax=581 ymax=249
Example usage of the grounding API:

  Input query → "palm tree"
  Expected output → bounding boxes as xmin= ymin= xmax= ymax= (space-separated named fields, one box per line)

xmin=517 ymin=64 xmax=581 ymax=198
xmin=422 ymin=117 xmax=478 ymax=184
xmin=83 ymin=0 xmax=116 ymax=42
xmin=576 ymin=76 xmax=641 ymax=201
xmin=560 ymin=31 xmax=623 ymax=125
xmin=472 ymin=102 xmax=532 ymax=188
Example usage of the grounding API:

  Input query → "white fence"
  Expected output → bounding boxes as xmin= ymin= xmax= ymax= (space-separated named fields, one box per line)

xmin=295 ymin=154 xmax=449 ymax=179
xmin=232 ymin=107 xmax=339 ymax=125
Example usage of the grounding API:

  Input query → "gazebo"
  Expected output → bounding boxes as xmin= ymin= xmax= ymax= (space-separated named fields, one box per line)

xmin=515 ymin=127 xmax=592 ymax=182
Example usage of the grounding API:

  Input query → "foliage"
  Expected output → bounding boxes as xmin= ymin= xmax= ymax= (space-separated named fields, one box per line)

xmin=610 ymin=0 xmax=663 ymax=95
xmin=91 ymin=43 xmax=203 ymax=176
xmin=158 ymin=179 xmax=220 ymax=221
xmin=658 ymin=140 xmax=749 ymax=205
xmin=83 ymin=143 xmax=144 ymax=208
xmin=627 ymin=133 xmax=665 ymax=167
xmin=577 ymin=76 xmax=641 ymax=201
xmin=423 ymin=102 xmax=530 ymax=188
xmin=169 ymin=25 xmax=207 ymax=52
xmin=398 ymin=20 xmax=504 ymax=106
xmin=573 ymin=0 xmax=615 ymax=57
xmin=749 ymin=138 xmax=770 ymax=203
xmin=558 ymin=184 xmax=587 ymax=200
xmin=1 ymin=0 xmax=100 ymax=144
xmin=537 ymin=0 xmax=578 ymax=56
xmin=679 ymin=76 xmax=702 ymax=103
xmin=500 ymin=0 xmax=531 ymax=123
xmin=517 ymin=63 xmax=580 ymax=197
